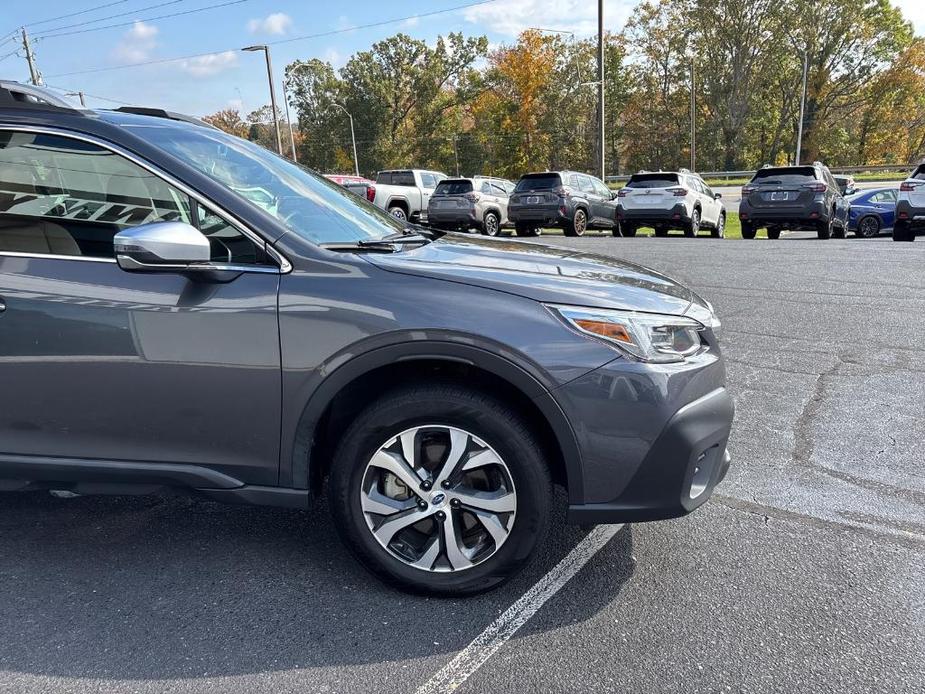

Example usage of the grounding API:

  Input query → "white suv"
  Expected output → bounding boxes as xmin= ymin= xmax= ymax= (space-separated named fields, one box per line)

xmin=894 ymin=164 xmax=925 ymax=242
xmin=615 ymin=169 xmax=726 ymax=238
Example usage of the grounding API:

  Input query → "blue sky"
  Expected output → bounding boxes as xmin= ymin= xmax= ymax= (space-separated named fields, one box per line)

xmin=2 ymin=0 xmax=923 ymax=117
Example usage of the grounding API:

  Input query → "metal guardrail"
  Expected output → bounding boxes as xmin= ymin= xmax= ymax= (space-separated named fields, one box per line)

xmin=605 ymin=163 xmax=915 ymax=183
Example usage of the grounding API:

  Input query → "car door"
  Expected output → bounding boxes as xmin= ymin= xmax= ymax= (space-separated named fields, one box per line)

xmin=699 ymin=179 xmax=721 ymax=226
xmin=593 ymin=177 xmax=617 ymax=226
xmin=869 ymin=190 xmax=897 ymax=227
xmin=0 ymin=127 xmax=282 ymax=484
xmin=577 ymin=175 xmax=600 ymax=224
xmin=491 ymin=180 xmax=511 ymax=224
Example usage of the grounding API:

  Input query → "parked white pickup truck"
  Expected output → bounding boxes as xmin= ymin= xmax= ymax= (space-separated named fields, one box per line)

xmin=371 ymin=169 xmax=447 ymax=223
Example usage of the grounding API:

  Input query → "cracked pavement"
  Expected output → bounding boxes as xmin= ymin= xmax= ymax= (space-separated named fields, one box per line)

xmin=1 ymin=232 xmax=923 ymax=693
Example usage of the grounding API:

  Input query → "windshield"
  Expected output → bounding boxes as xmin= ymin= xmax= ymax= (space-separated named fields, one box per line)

xmin=752 ymin=168 xmax=817 ymax=186
xmin=515 ymin=174 xmax=562 ymax=192
xmin=128 ymin=122 xmax=406 ymax=244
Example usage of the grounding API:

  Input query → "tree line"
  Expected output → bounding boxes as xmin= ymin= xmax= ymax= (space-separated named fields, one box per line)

xmin=204 ymin=0 xmax=925 ymax=178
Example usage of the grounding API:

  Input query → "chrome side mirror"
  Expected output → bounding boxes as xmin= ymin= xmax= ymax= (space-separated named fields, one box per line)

xmin=113 ymin=221 xmax=210 ymax=272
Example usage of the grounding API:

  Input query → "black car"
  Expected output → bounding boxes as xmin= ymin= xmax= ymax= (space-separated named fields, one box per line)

xmin=508 ymin=171 xmax=619 ymax=237
xmin=739 ymin=163 xmax=850 ymax=240
xmin=0 ymin=82 xmax=733 ymax=596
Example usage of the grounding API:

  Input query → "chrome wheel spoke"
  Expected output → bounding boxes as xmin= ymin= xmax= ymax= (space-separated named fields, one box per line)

xmin=374 ymin=507 xmax=432 ymax=546
xmin=470 ymin=508 xmax=510 ymax=546
xmin=440 ymin=511 xmax=473 ymax=570
xmin=361 ymin=485 xmax=417 ymax=516
xmin=369 ymin=449 xmax=422 ymax=493
xmin=431 ymin=428 xmax=469 ymax=488
xmin=453 ymin=487 xmax=516 ymax=514
xmin=461 ymin=448 xmax=502 ymax=472
xmin=411 ymin=537 xmax=441 ymax=570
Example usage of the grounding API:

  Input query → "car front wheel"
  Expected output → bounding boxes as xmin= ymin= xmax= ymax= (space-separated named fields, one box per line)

xmin=328 ymin=383 xmax=552 ymax=595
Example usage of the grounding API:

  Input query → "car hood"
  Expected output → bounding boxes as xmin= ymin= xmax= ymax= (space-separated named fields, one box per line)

xmin=365 ymin=233 xmax=710 ymax=318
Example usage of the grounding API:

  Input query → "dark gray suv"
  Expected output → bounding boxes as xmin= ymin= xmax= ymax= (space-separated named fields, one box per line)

xmin=508 ymin=171 xmax=619 ymax=237
xmin=0 ymin=84 xmax=734 ymax=595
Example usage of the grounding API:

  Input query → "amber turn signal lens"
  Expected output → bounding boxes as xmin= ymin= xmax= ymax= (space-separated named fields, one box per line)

xmin=574 ymin=319 xmax=635 ymax=345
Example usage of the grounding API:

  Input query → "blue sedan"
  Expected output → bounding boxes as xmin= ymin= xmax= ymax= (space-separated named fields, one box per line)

xmin=847 ymin=188 xmax=897 ymax=238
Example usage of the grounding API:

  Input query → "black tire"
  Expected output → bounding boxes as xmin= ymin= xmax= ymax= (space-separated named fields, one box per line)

xmin=741 ymin=221 xmax=757 ymax=239
xmin=684 ymin=208 xmax=700 ymax=237
xmin=564 ymin=208 xmax=588 ymax=237
xmin=711 ymin=214 xmax=725 ymax=239
xmin=482 ymin=211 xmax=501 ymax=237
xmin=857 ymin=216 xmax=881 ymax=238
xmin=388 ymin=205 xmax=408 ymax=222
xmin=619 ymin=222 xmax=637 ymax=237
xmin=654 ymin=225 xmax=669 ymax=238
xmin=893 ymin=220 xmax=914 ymax=242
xmin=328 ymin=383 xmax=553 ymax=596
xmin=767 ymin=225 xmax=782 ymax=240
xmin=515 ymin=224 xmax=541 ymax=237
xmin=817 ymin=216 xmax=833 ymax=240
xmin=832 ymin=215 xmax=847 ymax=239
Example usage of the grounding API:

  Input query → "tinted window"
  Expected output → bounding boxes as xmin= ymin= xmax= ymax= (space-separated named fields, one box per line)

xmin=578 ymin=176 xmax=596 ymax=193
xmin=420 ymin=172 xmax=438 ymax=189
xmin=626 ymin=173 xmax=679 ymax=189
xmin=593 ymin=179 xmax=611 ymax=197
xmin=515 ymin=174 xmax=562 ymax=192
xmin=0 ymin=131 xmax=191 ymax=259
xmin=490 ymin=183 xmax=507 ymax=196
xmin=751 ymin=167 xmax=817 ymax=185
xmin=434 ymin=180 xmax=473 ymax=196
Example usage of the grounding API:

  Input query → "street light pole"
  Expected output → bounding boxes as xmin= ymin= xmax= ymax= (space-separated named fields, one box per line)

xmin=332 ymin=102 xmax=359 ymax=177
xmin=690 ymin=57 xmax=696 ymax=171
xmin=597 ymin=0 xmax=605 ymax=182
xmin=280 ymin=77 xmax=298 ymax=163
xmin=242 ymin=45 xmax=283 ymax=156
xmin=796 ymin=45 xmax=808 ymax=166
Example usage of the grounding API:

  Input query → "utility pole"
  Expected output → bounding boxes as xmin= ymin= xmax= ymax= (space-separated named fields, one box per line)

xmin=67 ymin=91 xmax=86 ymax=107
xmin=597 ymin=0 xmax=605 ymax=182
xmin=21 ymin=28 xmax=42 ymax=86
xmin=690 ymin=58 xmax=696 ymax=171
xmin=280 ymin=77 xmax=298 ymax=163
xmin=331 ymin=102 xmax=359 ymax=177
xmin=242 ymin=45 xmax=283 ymax=156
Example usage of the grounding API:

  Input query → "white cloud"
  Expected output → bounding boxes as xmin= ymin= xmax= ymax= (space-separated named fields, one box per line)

xmin=180 ymin=51 xmax=239 ymax=77
xmin=463 ymin=0 xmax=635 ymax=39
xmin=112 ymin=21 xmax=158 ymax=63
xmin=403 ymin=16 xmax=419 ymax=28
xmin=247 ymin=12 xmax=293 ymax=35
xmin=894 ymin=0 xmax=925 ymax=35
xmin=322 ymin=47 xmax=346 ymax=68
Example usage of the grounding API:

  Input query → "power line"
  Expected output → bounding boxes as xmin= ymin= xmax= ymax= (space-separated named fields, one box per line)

xmin=0 ymin=48 xmax=19 ymax=64
xmin=36 ymin=0 xmax=258 ymax=40
xmin=46 ymin=0 xmax=500 ymax=78
xmin=35 ymin=0 xmax=184 ymax=36
xmin=44 ymin=84 xmax=134 ymax=106
xmin=22 ymin=1 xmax=132 ymax=30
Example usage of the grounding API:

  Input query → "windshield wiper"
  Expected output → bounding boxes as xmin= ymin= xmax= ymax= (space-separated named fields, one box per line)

xmin=320 ymin=233 xmax=432 ymax=253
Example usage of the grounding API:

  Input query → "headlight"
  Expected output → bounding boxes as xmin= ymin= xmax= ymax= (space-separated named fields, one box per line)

xmin=548 ymin=304 xmax=706 ymax=363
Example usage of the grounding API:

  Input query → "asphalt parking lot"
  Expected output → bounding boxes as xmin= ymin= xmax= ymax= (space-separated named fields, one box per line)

xmin=1 ymin=232 xmax=923 ymax=693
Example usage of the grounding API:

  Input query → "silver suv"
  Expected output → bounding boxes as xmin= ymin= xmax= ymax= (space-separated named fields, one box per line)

xmin=616 ymin=169 xmax=726 ymax=238
xmin=427 ymin=176 xmax=514 ymax=236
xmin=894 ymin=164 xmax=925 ymax=241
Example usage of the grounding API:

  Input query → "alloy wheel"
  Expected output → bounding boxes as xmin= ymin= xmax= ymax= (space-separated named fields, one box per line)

xmin=359 ymin=425 xmax=517 ymax=573
xmin=484 ymin=212 xmax=500 ymax=236
xmin=859 ymin=216 xmax=880 ymax=238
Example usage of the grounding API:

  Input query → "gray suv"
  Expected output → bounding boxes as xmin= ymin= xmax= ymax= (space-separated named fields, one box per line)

xmin=0 ymin=83 xmax=734 ymax=596
xmin=508 ymin=171 xmax=619 ymax=237
xmin=426 ymin=176 xmax=514 ymax=235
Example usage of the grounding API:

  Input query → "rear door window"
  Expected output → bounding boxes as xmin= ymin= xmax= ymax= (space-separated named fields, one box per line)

xmin=420 ymin=172 xmax=438 ymax=189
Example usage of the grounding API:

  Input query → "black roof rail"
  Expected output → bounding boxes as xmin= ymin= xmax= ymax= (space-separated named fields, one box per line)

xmin=112 ymin=106 xmax=217 ymax=129
xmin=0 ymin=80 xmax=84 ymax=114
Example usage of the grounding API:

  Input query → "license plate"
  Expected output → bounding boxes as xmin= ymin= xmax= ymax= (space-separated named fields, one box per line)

xmin=769 ymin=191 xmax=791 ymax=201
xmin=527 ymin=196 xmax=540 ymax=204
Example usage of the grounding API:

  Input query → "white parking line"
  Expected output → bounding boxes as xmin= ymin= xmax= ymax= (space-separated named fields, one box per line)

xmin=414 ymin=523 xmax=624 ymax=694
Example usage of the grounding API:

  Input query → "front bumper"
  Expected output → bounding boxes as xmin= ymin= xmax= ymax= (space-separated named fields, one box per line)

xmin=567 ymin=387 xmax=734 ymax=523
